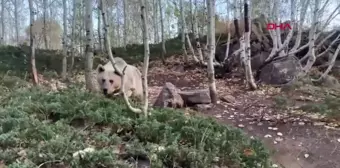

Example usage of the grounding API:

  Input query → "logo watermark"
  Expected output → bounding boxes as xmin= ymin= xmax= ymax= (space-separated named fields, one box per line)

xmin=266 ymin=23 xmax=292 ymax=30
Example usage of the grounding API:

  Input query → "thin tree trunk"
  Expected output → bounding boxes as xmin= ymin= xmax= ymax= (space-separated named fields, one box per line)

xmin=289 ymin=0 xmax=310 ymax=53
xmin=180 ymin=0 xmax=188 ymax=62
xmin=79 ymin=0 xmax=84 ymax=55
xmin=84 ymin=0 xmax=95 ymax=91
xmin=116 ymin=4 xmax=120 ymax=47
xmin=101 ymin=0 xmax=142 ymax=114
xmin=223 ymin=2 xmax=231 ymax=62
xmin=317 ymin=43 xmax=340 ymax=81
xmin=302 ymin=0 xmax=320 ymax=73
xmin=103 ymin=7 xmax=109 ymax=50
xmin=316 ymin=33 xmax=340 ymax=58
xmin=14 ymin=0 xmax=19 ymax=44
xmin=123 ymin=0 xmax=127 ymax=49
xmin=69 ymin=0 xmax=77 ymax=73
xmin=242 ymin=1 xmax=257 ymax=89
xmin=153 ymin=0 xmax=158 ymax=43
xmin=233 ymin=0 xmax=241 ymax=40
xmin=109 ymin=9 xmax=115 ymax=47
xmin=193 ymin=0 xmax=204 ymax=63
xmin=49 ymin=0 xmax=53 ymax=19
xmin=61 ymin=0 xmax=68 ymax=79
xmin=28 ymin=0 xmax=38 ymax=85
xmin=140 ymin=0 xmax=150 ymax=117
xmin=97 ymin=5 xmax=103 ymax=52
xmin=189 ymin=0 xmax=194 ymax=33
xmin=159 ymin=0 xmax=166 ymax=64
xmin=43 ymin=0 xmax=48 ymax=49
xmin=206 ymin=0 xmax=217 ymax=104
xmin=1 ymin=0 xmax=5 ymax=45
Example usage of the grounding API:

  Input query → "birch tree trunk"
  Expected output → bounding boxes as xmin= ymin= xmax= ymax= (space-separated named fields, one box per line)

xmin=302 ymin=0 xmax=320 ymax=73
xmin=140 ymin=0 xmax=150 ymax=117
xmin=159 ymin=0 xmax=166 ymax=64
xmin=14 ymin=0 xmax=19 ymax=44
xmin=69 ymin=0 xmax=77 ymax=72
xmin=116 ymin=4 xmax=120 ymax=47
xmin=101 ymin=0 xmax=142 ymax=114
xmin=43 ymin=0 xmax=48 ymax=49
xmin=84 ymin=0 xmax=95 ymax=91
xmin=49 ymin=0 xmax=53 ymax=19
xmin=242 ymin=1 xmax=257 ymax=89
xmin=123 ymin=0 xmax=127 ymax=49
xmin=1 ymin=0 xmax=5 ymax=45
xmin=223 ymin=2 xmax=231 ymax=62
xmin=179 ymin=0 xmax=188 ymax=62
xmin=79 ymin=0 xmax=83 ymax=55
xmin=289 ymin=0 xmax=310 ymax=53
xmin=97 ymin=5 xmax=103 ymax=52
xmin=206 ymin=0 xmax=217 ymax=104
xmin=233 ymin=0 xmax=241 ymax=40
xmin=28 ymin=0 xmax=38 ymax=85
xmin=193 ymin=0 xmax=204 ymax=63
xmin=317 ymin=43 xmax=340 ymax=81
xmin=189 ymin=0 xmax=194 ymax=33
xmin=152 ymin=0 xmax=159 ymax=43
xmin=61 ymin=0 xmax=68 ymax=79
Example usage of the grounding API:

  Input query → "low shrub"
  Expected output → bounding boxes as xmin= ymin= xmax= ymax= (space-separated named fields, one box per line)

xmin=0 ymin=86 xmax=272 ymax=168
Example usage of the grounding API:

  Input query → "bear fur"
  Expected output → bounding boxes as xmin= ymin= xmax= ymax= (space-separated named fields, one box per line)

xmin=96 ymin=57 xmax=144 ymax=101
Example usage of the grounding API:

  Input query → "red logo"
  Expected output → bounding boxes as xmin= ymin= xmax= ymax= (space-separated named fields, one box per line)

xmin=266 ymin=23 xmax=292 ymax=30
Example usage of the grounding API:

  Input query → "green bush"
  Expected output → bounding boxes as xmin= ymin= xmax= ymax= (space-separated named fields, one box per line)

xmin=299 ymin=96 xmax=340 ymax=118
xmin=0 ymin=86 xmax=272 ymax=168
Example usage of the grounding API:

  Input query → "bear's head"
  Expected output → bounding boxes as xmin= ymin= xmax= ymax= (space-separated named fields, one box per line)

xmin=96 ymin=64 xmax=122 ymax=96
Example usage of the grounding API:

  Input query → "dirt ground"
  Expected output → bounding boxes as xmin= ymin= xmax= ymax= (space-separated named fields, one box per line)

xmin=146 ymin=56 xmax=340 ymax=168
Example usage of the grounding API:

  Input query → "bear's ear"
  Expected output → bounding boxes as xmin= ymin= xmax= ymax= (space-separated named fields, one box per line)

xmin=97 ymin=64 xmax=105 ymax=73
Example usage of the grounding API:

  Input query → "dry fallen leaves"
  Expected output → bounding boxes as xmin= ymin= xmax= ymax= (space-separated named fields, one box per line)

xmin=243 ymin=148 xmax=254 ymax=156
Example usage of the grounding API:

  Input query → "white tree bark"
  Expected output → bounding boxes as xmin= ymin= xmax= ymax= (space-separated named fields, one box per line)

xmin=28 ymin=0 xmax=38 ymax=85
xmin=316 ymin=31 xmax=337 ymax=50
xmin=159 ymin=0 xmax=166 ymax=64
xmin=69 ymin=0 xmax=77 ymax=72
xmin=43 ymin=0 xmax=48 ymax=49
xmin=1 ymin=0 xmax=5 ymax=45
xmin=97 ymin=5 xmax=103 ymax=52
xmin=14 ymin=0 xmax=19 ymax=44
xmin=101 ymin=0 xmax=142 ymax=114
xmin=206 ymin=0 xmax=218 ymax=104
xmin=223 ymin=2 xmax=231 ymax=62
xmin=289 ymin=0 xmax=310 ymax=53
xmin=84 ymin=0 xmax=95 ymax=91
xmin=242 ymin=0 xmax=257 ymax=89
xmin=116 ymin=4 xmax=120 ymax=47
xmin=193 ymin=0 xmax=204 ymax=63
xmin=152 ymin=0 xmax=159 ymax=43
xmin=140 ymin=0 xmax=150 ymax=117
xmin=316 ymin=43 xmax=340 ymax=81
xmin=316 ymin=33 xmax=340 ymax=58
xmin=123 ymin=0 xmax=127 ymax=49
xmin=179 ymin=0 xmax=188 ymax=62
xmin=302 ymin=0 xmax=320 ymax=73
xmin=61 ymin=0 xmax=68 ymax=79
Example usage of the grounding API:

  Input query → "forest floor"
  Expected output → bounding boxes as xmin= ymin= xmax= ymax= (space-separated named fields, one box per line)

xmin=145 ymin=55 xmax=340 ymax=168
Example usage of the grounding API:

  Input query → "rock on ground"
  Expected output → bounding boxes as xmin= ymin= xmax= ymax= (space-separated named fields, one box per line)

xmin=153 ymin=82 xmax=184 ymax=108
xmin=259 ymin=56 xmax=302 ymax=85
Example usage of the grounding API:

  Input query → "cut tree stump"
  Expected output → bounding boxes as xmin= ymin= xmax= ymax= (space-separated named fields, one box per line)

xmin=153 ymin=82 xmax=184 ymax=108
xmin=178 ymin=89 xmax=211 ymax=106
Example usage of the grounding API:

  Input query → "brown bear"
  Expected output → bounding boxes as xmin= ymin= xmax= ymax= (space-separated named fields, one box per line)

xmin=96 ymin=57 xmax=144 ymax=101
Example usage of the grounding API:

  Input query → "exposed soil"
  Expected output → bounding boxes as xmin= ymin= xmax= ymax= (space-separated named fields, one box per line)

xmin=146 ymin=56 xmax=340 ymax=168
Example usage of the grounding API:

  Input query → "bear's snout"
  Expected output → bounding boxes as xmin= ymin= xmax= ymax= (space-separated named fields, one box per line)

xmin=103 ymin=89 xmax=108 ymax=95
